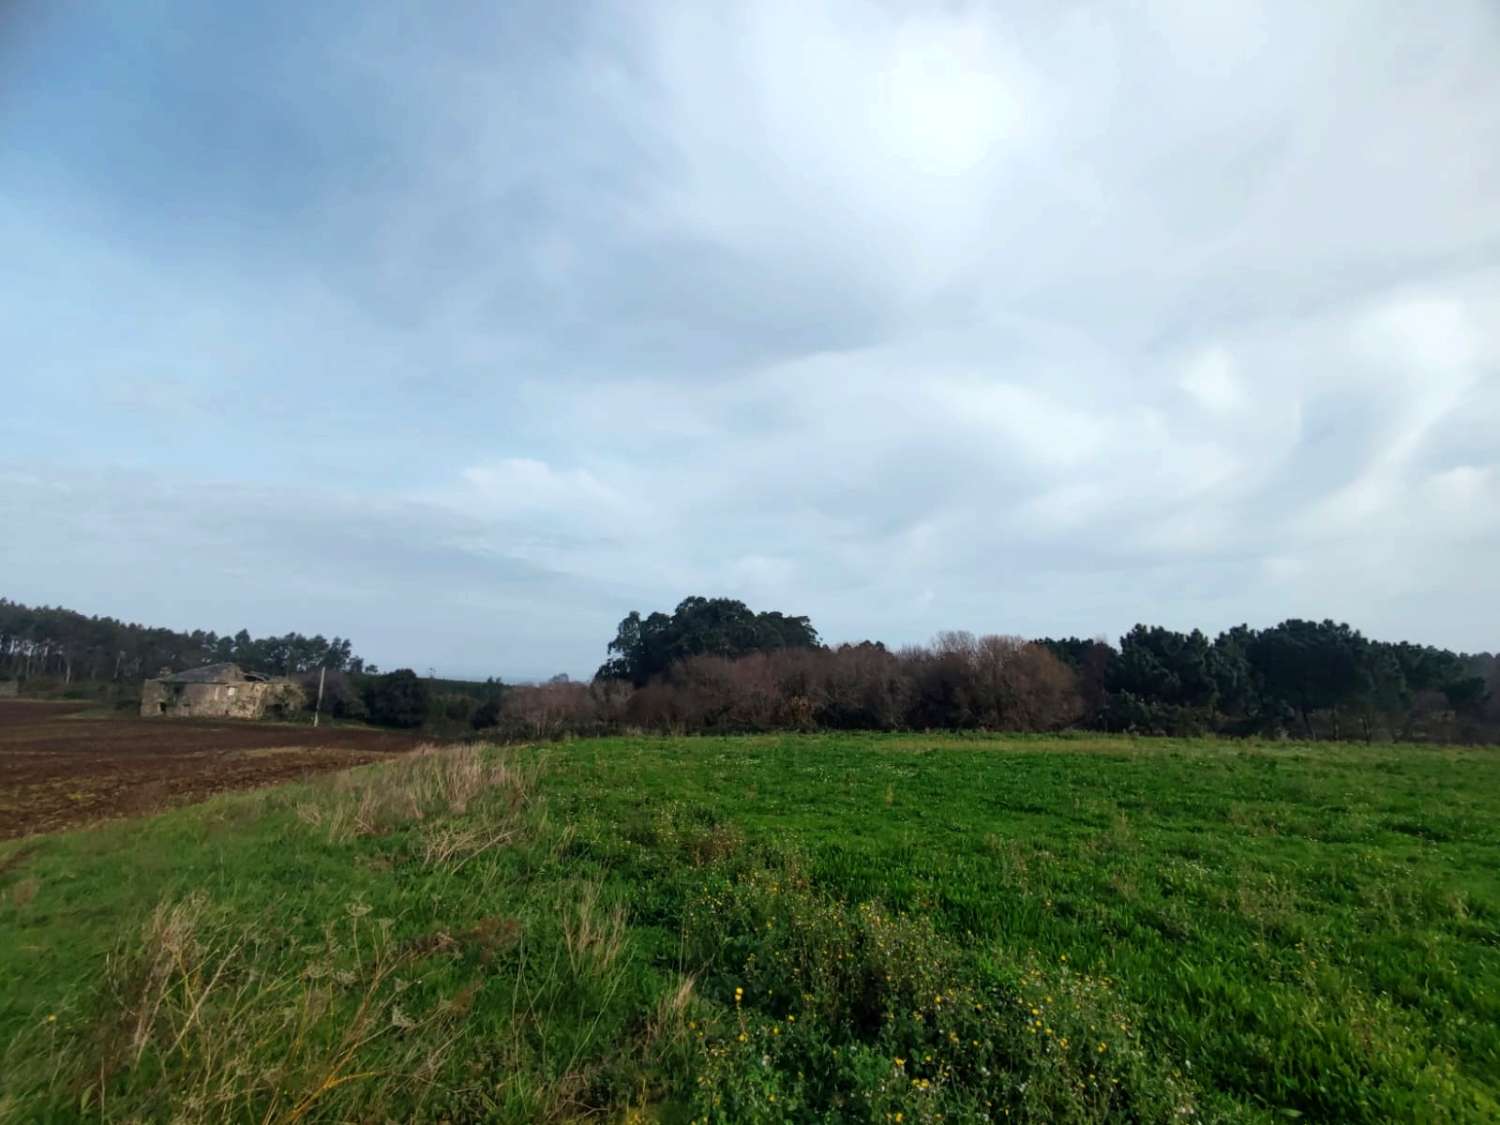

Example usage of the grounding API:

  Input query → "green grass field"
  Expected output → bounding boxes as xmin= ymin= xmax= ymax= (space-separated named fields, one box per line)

xmin=2 ymin=734 xmax=1497 ymax=1123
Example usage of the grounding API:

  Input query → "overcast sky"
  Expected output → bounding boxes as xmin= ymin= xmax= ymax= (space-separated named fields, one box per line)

xmin=3 ymin=1 xmax=1498 ymax=679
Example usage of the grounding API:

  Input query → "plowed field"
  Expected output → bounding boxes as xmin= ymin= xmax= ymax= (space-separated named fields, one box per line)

xmin=0 ymin=700 xmax=422 ymax=838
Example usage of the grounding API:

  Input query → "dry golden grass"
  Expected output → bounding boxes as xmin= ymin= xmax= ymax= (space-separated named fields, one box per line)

xmin=6 ymin=876 xmax=38 ymax=911
xmin=294 ymin=743 xmax=535 ymax=846
xmin=563 ymin=881 xmax=628 ymax=978
xmin=73 ymin=890 xmax=469 ymax=1124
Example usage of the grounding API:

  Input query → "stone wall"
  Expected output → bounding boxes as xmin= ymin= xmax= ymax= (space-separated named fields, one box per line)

xmin=140 ymin=678 xmax=304 ymax=720
xmin=0 ymin=680 xmax=17 ymax=698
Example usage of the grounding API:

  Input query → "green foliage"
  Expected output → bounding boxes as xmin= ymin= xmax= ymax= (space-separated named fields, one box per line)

xmin=1247 ymin=619 xmax=1368 ymax=733
xmin=1113 ymin=625 xmax=1221 ymax=711
xmin=470 ymin=695 xmax=503 ymax=730
xmin=2 ymin=733 xmax=1498 ymax=1122
xmin=1101 ymin=690 xmax=1215 ymax=736
xmin=313 ymin=669 xmax=368 ymax=720
xmin=598 ymin=596 xmax=821 ymax=685
xmin=558 ymin=734 xmax=1500 ymax=1122
xmin=0 ymin=597 xmax=367 ymax=683
xmin=1065 ymin=621 xmax=1496 ymax=743
xmin=597 ymin=606 xmax=1495 ymax=743
xmin=1445 ymin=676 xmax=1489 ymax=714
xmin=678 ymin=860 xmax=1191 ymax=1123
xmin=363 ymin=668 xmax=430 ymax=728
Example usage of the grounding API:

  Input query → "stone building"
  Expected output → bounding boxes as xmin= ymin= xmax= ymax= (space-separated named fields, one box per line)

xmin=140 ymin=663 xmax=304 ymax=720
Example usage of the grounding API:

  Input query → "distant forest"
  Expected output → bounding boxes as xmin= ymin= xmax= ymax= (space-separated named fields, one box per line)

xmin=3 ymin=595 xmax=1496 ymax=743
xmin=0 ymin=598 xmax=373 ymax=684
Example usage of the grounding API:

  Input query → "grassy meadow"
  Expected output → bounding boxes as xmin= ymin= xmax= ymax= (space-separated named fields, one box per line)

xmin=1 ymin=733 xmax=1497 ymax=1122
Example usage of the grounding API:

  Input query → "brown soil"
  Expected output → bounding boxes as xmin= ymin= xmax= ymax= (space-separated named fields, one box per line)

xmin=0 ymin=700 xmax=425 ymax=839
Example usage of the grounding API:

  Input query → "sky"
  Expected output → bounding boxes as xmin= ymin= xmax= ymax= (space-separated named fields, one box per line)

xmin=2 ymin=0 xmax=1498 ymax=680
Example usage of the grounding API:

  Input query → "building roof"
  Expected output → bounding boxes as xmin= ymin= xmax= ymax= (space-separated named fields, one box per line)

xmin=159 ymin=663 xmax=271 ymax=684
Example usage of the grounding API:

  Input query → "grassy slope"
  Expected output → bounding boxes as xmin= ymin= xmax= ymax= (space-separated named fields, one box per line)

xmin=1 ymin=733 xmax=1497 ymax=1123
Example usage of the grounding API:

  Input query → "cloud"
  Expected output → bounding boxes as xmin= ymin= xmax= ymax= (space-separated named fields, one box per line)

xmin=628 ymin=2 xmax=1047 ymax=303
xmin=2 ymin=0 xmax=1499 ymax=672
xmin=1178 ymin=347 xmax=1247 ymax=415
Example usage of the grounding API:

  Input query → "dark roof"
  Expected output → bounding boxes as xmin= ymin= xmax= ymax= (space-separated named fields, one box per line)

xmin=160 ymin=663 xmax=270 ymax=684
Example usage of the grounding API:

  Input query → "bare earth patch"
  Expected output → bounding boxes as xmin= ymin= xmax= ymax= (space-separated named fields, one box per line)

xmin=0 ymin=700 xmax=423 ymax=839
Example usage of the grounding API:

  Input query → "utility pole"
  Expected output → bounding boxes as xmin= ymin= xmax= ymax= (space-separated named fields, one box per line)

xmin=314 ymin=666 xmax=326 ymax=728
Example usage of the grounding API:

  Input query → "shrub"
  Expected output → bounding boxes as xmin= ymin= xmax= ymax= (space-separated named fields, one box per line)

xmin=471 ymin=696 xmax=502 ymax=730
xmin=364 ymin=669 xmax=429 ymax=729
xmin=299 ymin=670 xmax=370 ymax=721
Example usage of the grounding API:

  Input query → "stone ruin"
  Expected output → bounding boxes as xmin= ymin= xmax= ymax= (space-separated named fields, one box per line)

xmin=140 ymin=663 xmax=304 ymax=720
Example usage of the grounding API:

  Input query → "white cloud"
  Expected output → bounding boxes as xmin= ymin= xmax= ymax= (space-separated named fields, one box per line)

xmin=1178 ymin=346 xmax=1247 ymax=414
xmin=455 ymin=459 xmax=624 ymax=519
xmin=629 ymin=1 xmax=1051 ymax=302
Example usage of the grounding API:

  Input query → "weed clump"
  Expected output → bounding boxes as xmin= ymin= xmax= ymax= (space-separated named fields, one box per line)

xmin=295 ymin=743 xmax=535 ymax=844
xmin=27 ymin=893 xmax=465 ymax=1122
xmin=674 ymin=856 xmax=1198 ymax=1123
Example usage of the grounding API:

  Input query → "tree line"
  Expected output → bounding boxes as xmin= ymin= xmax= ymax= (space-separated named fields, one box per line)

xmin=4 ymin=594 xmax=1495 ymax=742
xmin=0 ymin=598 xmax=374 ymax=685
xmin=1042 ymin=620 xmax=1495 ymax=741
xmin=558 ymin=597 xmax=1497 ymax=744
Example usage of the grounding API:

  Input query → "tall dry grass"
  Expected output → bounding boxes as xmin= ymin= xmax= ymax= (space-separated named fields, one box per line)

xmin=295 ymin=742 xmax=537 ymax=852
xmin=49 ymin=893 xmax=465 ymax=1124
xmin=562 ymin=881 xmax=628 ymax=978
